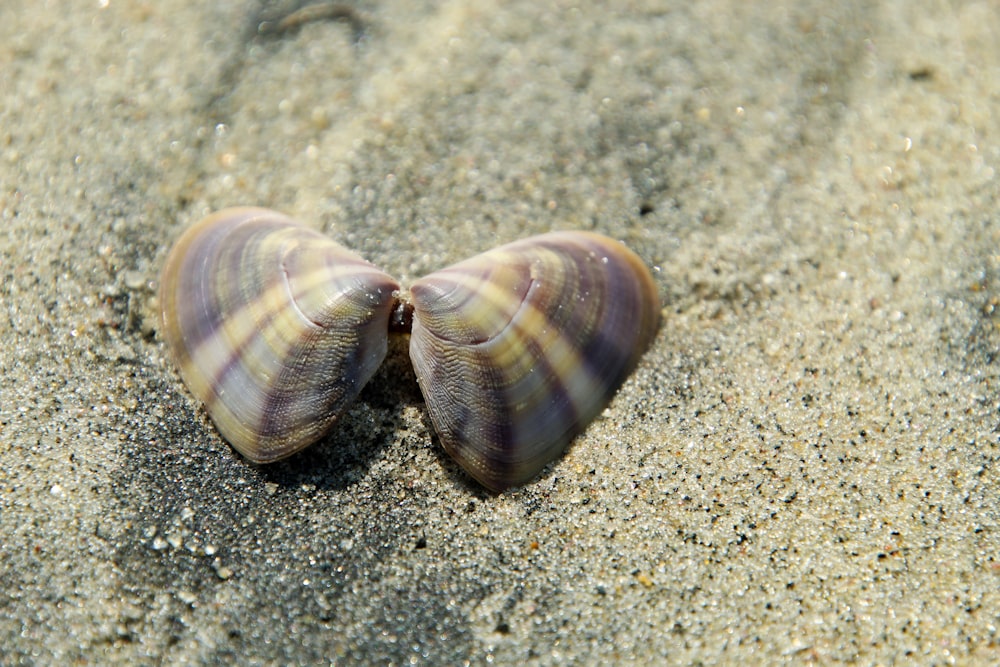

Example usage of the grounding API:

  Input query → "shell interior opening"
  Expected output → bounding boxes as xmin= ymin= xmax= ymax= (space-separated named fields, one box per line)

xmin=388 ymin=296 xmax=414 ymax=334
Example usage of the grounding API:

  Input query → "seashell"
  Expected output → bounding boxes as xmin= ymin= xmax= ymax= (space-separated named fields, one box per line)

xmin=159 ymin=207 xmax=400 ymax=463
xmin=160 ymin=208 xmax=660 ymax=491
xmin=407 ymin=232 xmax=660 ymax=491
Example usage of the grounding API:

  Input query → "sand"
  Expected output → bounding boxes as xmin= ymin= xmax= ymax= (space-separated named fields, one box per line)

xmin=2 ymin=0 xmax=999 ymax=663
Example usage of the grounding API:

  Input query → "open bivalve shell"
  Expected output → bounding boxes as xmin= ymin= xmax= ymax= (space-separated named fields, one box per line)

xmin=160 ymin=207 xmax=660 ymax=491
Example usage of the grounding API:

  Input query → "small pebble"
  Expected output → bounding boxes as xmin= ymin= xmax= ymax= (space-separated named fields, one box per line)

xmin=122 ymin=270 xmax=146 ymax=290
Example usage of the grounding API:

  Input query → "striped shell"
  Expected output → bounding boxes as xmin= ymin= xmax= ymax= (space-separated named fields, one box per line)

xmin=408 ymin=232 xmax=660 ymax=491
xmin=160 ymin=207 xmax=660 ymax=491
xmin=159 ymin=207 xmax=399 ymax=463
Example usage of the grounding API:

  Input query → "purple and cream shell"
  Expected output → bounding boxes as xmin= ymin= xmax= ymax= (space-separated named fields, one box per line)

xmin=407 ymin=232 xmax=660 ymax=491
xmin=160 ymin=207 xmax=660 ymax=491
xmin=159 ymin=207 xmax=399 ymax=463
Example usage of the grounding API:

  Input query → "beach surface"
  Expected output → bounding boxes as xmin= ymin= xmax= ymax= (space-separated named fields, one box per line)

xmin=2 ymin=1 xmax=999 ymax=663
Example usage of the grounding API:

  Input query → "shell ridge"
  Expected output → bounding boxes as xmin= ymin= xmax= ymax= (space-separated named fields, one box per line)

xmin=418 ymin=277 xmax=536 ymax=347
xmin=410 ymin=254 xmax=531 ymax=345
xmin=280 ymin=262 xmax=325 ymax=330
